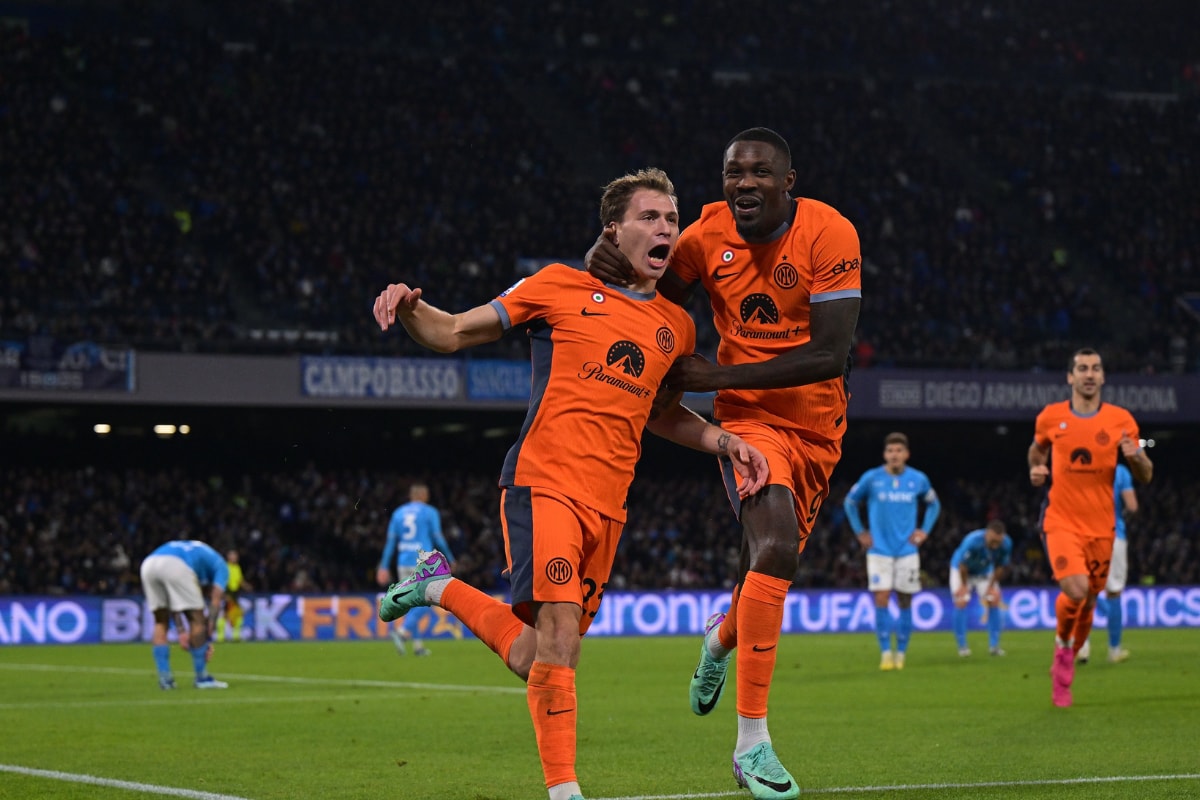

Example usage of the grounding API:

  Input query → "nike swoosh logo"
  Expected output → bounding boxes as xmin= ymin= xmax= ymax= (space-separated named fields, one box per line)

xmin=580 ymin=308 xmax=610 ymax=317
xmin=751 ymin=644 xmax=776 ymax=652
xmin=744 ymin=772 xmax=794 ymax=793
xmin=695 ymin=674 xmax=725 ymax=715
xmin=713 ymin=270 xmax=737 ymax=281
xmin=546 ymin=708 xmax=574 ymax=716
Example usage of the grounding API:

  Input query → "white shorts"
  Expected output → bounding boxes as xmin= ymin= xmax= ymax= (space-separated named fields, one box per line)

xmin=141 ymin=555 xmax=204 ymax=612
xmin=1106 ymin=537 xmax=1128 ymax=594
xmin=949 ymin=569 xmax=992 ymax=604
xmin=867 ymin=552 xmax=921 ymax=594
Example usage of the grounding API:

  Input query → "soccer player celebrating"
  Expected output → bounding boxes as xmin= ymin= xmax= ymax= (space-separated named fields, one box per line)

xmin=949 ymin=520 xmax=1013 ymax=657
xmin=587 ymin=128 xmax=860 ymax=800
xmin=1029 ymin=348 xmax=1153 ymax=707
xmin=371 ymin=167 xmax=769 ymax=800
xmin=843 ymin=432 xmax=941 ymax=670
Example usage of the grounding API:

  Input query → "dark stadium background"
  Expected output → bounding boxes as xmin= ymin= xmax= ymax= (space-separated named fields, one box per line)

xmin=2 ymin=0 xmax=1198 ymax=595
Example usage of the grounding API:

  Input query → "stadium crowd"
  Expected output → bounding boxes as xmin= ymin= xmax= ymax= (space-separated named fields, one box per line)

xmin=1 ymin=464 xmax=1195 ymax=597
xmin=2 ymin=1 xmax=1198 ymax=371
xmin=2 ymin=2 xmax=1198 ymax=603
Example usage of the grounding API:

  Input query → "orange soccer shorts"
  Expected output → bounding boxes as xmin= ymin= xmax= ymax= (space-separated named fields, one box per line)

xmin=717 ymin=419 xmax=842 ymax=552
xmin=500 ymin=485 xmax=621 ymax=636
xmin=1043 ymin=529 xmax=1114 ymax=595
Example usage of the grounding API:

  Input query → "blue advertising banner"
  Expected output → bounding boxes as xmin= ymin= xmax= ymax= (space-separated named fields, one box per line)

xmin=0 ymin=339 xmax=135 ymax=392
xmin=300 ymin=356 xmax=463 ymax=400
xmin=847 ymin=368 xmax=1197 ymax=423
xmin=466 ymin=360 xmax=532 ymax=402
xmin=3 ymin=586 xmax=1198 ymax=645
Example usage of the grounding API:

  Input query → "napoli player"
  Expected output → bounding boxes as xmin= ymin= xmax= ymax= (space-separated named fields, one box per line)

xmin=844 ymin=432 xmax=941 ymax=670
xmin=376 ymin=483 xmax=454 ymax=656
xmin=949 ymin=520 xmax=1013 ymax=657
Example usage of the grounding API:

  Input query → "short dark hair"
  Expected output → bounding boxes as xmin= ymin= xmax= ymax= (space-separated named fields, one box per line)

xmin=884 ymin=432 xmax=909 ymax=448
xmin=599 ymin=167 xmax=677 ymax=226
xmin=726 ymin=127 xmax=792 ymax=170
xmin=986 ymin=519 xmax=1006 ymax=534
xmin=1069 ymin=347 xmax=1101 ymax=372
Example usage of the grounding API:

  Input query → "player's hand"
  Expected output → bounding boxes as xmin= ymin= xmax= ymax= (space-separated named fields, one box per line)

xmin=726 ymin=437 xmax=769 ymax=498
xmin=1118 ymin=432 xmax=1141 ymax=459
xmin=1029 ymin=464 xmax=1049 ymax=486
xmin=985 ymin=585 xmax=1002 ymax=606
xmin=856 ymin=531 xmax=873 ymax=550
xmin=373 ymin=283 xmax=423 ymax=331
xmin=909 ymin=528 xmax=928 ymax=546
xmin=953 ymin=586 xmax=970 ymax=608
xmin=585 ymin=229 xmax=636 ymax=286
xmin=664 ymin=353 xmax=722 ymax=394
xmin=375 ymin=567 xmax=392 ymax=587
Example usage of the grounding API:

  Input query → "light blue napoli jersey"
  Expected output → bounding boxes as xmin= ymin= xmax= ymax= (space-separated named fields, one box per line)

xmin=150 ymin=540 xmax=230 ymax=589
xmin=1113 ymin=463 xmax=1134 ymax=540
xmin=950 ymin=529 xmax=1013 ymax=577
xmin=844 ymin=465 xmax=941 ymax=557
xmin=380 ymin=501 xmax=453 ymax=571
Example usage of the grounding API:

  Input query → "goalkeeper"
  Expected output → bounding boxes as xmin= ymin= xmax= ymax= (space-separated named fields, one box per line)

xmin=949 ymin=520 xmax=1012 ymax=657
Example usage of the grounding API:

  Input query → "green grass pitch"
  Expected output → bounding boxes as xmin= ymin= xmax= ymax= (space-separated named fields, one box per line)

xmin=1 ymin=628 xmax=1198 ymax=800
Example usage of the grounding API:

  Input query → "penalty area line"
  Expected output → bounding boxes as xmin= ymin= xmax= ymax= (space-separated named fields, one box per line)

xmin=0 ymin=764 xmax=255 ymax=800
xmin=0 ymin=662 xmax=525 ymax=694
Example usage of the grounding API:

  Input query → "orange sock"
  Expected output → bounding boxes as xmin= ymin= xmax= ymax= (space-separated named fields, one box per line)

xmin=717 ymin=584 xmax=741 ymax=651
xmin=1073 ymin=601 xmax=1095 ymax=655
xmin=526 ymin=661 xmax=578 ymax=788
xmin=735 ymin=571 xmax=790 ymax=718
xmin=441 ymin=581 xmax=526 ymax=665
xmin=1055 ymin=593 xmax=1083 ymax=644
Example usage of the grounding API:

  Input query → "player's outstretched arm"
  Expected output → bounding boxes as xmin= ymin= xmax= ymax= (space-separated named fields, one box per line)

xmin=646 ymin=402 xmax=768 ymax=498
xmin=664 ymin=298 xmax=859 ymax=393
xmin=373 ymin=282 xmax=503 ymax=352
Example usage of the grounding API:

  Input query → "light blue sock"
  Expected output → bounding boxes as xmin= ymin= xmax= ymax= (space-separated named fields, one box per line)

xmin=952 ymin=607 xmax=968 ymax=650
xmin=153 ymin=644 xmax=171 ymax=676
xmin=191 ymin=643 xmax=209 ymax=678
xmin=875 ymin=607 xmax=893 ymax=652
xmin=987 ymin=605 xmax=1003 ymax=650
xmin=404 ymin=606 xmax=429 ymax=641
xmin=1108 ymin=595 xmax=1123 ymax=649
xmin=896 ymin=608 xmax=913 ymax=654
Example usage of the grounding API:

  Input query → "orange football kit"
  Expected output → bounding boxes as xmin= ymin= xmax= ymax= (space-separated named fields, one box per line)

xmin=1034 ymin=400 xmax=1140 ymax=593
xmin=671 ymin=196 xmax=861 ymax=721
xmin=490 ymin=263 xmax=696 ymax=633
xmin=671 ymin=197 xmax=862 ymax=541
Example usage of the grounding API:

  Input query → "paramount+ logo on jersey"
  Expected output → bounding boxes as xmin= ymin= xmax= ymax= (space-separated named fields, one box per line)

xmin=731 ymin=293 xmax=803 ymax=341
xmin=577 ymin=340 xmax=653 ymax=399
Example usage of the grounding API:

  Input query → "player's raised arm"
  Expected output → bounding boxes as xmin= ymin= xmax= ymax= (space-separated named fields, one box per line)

xmin=372 ymin=282 xmax=503 ymax=353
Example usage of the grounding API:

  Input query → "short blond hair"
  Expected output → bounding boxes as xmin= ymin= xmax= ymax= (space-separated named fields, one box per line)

xmin=599 ymin=167 xmax=676 ymax=227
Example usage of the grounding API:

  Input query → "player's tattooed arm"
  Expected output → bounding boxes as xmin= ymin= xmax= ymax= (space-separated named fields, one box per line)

xmin=716 ymin=431 xmax=732 ymax=456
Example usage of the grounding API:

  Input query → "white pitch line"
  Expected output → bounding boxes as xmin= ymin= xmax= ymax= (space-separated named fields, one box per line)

xmin=0 ymin=692 xmax=431 ymax=711
xmin=0 ymin=662 xmax=526 ymax=694
xmin=0 ymin=764 xmax=255 ymax=800
xmin=591 ymin=772 xmax=1200 ymax=800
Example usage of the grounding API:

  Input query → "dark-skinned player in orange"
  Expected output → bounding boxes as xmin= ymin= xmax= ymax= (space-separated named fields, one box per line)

xmin=587 ymin=128 xmax=861 ymax=800
xmin=1029 ymin=348 xmax=1152 ymax=707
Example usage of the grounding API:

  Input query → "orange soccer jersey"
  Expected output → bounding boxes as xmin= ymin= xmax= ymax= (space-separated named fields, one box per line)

xmin=1034 ymin=400 xmax=1139 ymax=539
xmin=670 ymin=197 xmax=861 ymax=441
xmin=489 ymin=263 xmax=697 ymax=522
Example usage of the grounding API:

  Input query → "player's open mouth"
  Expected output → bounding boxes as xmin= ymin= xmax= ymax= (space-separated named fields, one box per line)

xmin=734 ymin=196 xmax=760 ymax=217
xmin=648 ymin=244 xmax=670 ymax=266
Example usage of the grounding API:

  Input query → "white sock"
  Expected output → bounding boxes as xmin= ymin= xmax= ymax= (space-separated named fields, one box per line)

xmin=426 ymin=577 xmax=452 ymax=605
xmin=707 ymin=627 xmax=731 ymax=660
xmin=548 ymin=780 xmax=581 ymax=800
xmin=736 ymin=715 xmax=770 ymax=755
